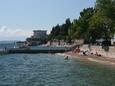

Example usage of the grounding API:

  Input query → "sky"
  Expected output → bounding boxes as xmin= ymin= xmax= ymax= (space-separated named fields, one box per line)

xmin=0 ymin=0 xmax=96 ymax=41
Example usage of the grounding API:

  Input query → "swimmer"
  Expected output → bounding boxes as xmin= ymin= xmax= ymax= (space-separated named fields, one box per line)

xmin=64 ymin=55 xmax=69 ymax=60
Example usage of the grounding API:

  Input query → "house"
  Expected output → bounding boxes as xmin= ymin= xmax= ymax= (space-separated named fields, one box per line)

xmin=26 ymin=30 xmax=47 ymax=46
xmin=32 ymin=30 xmax=47 ymax=39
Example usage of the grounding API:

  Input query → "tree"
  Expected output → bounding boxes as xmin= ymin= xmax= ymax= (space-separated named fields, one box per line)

xmin=95 ymin=0 xmax=115 ymax=35
xmin=68 ymin=8 xmax=94 ymax=43
xmin=60 ymin=18 xmax=71 ymax=39
xmin=49 ymin=18 xmax=71 ymax=41
xmin=49 ymin=0 xmax=115 ymax=45
xmin=49 ymin=24 xmax=60 ymax=40
xmin=89 ymin=11 xmax=112 ymax=39
xmin=68 ymin=19 xmax=80 ymax=39
xmin=95 ymin=0 xmax=115 ymax=20
xmin=89 ymin=0 xmax=115 ymax=41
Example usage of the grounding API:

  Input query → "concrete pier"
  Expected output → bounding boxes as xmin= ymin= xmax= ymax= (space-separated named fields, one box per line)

xmin=5 ymin=44 xmax=78 ymax=54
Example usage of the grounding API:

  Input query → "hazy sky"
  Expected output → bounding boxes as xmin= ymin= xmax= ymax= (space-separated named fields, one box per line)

xmin=0 ymin=0 xmax=96 ymax=41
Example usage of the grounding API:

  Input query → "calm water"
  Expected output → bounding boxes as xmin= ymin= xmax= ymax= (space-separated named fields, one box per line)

xmin=0 ymin=54 xmax=115 ymax=86
xmin=0 ymin=42 xmax=16 ymax=49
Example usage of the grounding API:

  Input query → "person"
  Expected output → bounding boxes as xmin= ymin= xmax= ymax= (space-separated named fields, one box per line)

xmin=83 ymin=51 xmax=86 ymax=56
xmin=95 ymin=52 xmax=101 ymax=56
xmin=95 ymin=52 xmax=98 ymax=56
xmin=65 ymin=55 xmax=69 ymax=60
xmin=74 ymin=48 xmax=80 ymax=53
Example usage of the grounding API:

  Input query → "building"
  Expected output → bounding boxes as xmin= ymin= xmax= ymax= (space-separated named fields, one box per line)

xmin=33 ymin=30 xmax=47 ymax=39
xmin=16 ymin=41 xmax=27 ymax=48
xmin=26 ymin=30 xmax=47 ymax=46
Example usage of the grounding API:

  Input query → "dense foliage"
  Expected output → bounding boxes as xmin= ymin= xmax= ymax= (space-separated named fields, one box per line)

xmin=49 ymin=0 xmax=115 ymax=44
xmin=48 ymin=18 xmax=71 ymax=41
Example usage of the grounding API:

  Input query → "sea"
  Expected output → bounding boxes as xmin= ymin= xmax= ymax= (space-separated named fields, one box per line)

xmin=0 ymin=54 xmax=115 ymax=86
xmin=0 ymin=42 xmax=115 ymax=86
xmin=0 ymin=41 xmax=16 ymax=49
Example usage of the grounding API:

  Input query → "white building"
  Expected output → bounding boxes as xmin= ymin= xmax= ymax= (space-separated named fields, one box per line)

xmin=33 ymin=30 xmax=47 ymax=39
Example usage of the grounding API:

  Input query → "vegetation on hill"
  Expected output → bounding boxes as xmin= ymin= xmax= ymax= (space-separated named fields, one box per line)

xmin=49 ymin=0 xmax=115 ymax=44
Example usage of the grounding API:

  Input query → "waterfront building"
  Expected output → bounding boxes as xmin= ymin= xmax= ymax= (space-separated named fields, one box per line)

xmin=32 ymin=30 xmax=47 ymax=39
xmin=16 ymin=41 xmax=27 ymax=48
xmin=26 ymin=30 xmax=47 ymax=46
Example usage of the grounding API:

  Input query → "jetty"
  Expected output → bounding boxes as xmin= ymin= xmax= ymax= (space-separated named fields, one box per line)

xmin=7 ymin=44 xmax=78 ymax=54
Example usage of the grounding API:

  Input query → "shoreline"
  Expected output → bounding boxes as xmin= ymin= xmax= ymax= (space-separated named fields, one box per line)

xmin=62 ymin=51 xmax=115 ymax=65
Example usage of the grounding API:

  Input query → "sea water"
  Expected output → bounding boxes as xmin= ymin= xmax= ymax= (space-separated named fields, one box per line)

xmin=0 ymin=54 xmax=115 ymax=86
xmin=0 ymin=42 xmax=16 ymax=49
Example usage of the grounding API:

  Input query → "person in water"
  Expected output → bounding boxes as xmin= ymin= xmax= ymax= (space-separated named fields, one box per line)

xmin=65 ymin=55 xmax=69 ymax=60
